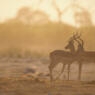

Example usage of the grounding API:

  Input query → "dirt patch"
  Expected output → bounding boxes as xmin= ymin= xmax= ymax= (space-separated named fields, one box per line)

xmin=0 ymin=77 xmax=95 ymax=95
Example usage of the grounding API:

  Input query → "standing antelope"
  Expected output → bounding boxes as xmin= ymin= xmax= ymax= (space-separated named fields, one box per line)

xmin=49 ymin=34 xmax=77 ymax=81
xmin=49 ymin=33 xmax=95 ymax=81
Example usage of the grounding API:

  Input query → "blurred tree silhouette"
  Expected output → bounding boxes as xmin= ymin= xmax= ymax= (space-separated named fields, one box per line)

xmin=51 ymin=0 xmax=93 ymax=27
xmin=16 ymin=7 xmax=50 ymax=25
xmin=73 ymin=4 xmax=93 ymax=27
xmin=52 ymin=0 xmax=63 ymax=24
xmin=16 ymin=7 xmax=32 ymax=24
xmin=0 ymin=0 xmax=94 ymax=57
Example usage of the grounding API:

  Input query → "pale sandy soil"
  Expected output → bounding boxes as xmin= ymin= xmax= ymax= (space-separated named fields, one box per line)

xmin=0 ymin=59 xmax=95 ymax=95
xmin=0 ymin=77 xmax=95 ymax=95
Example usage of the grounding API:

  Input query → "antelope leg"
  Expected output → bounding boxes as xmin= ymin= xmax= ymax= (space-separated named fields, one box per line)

xmin=67 ymin=64 xmax=70 ymax=80
xmin=55 ymin=63 xmax=66 ymax=80
xmin=78 ymin=62 xmax=82 ymax=81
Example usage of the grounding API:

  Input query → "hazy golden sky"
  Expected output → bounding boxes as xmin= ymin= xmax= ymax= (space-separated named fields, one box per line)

xmin=0 ymin=0 xmax=95 ymax=25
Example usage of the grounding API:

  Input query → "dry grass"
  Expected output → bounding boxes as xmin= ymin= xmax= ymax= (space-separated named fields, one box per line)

xmin=0 ymin=77 xmax=95 ymax=95
xmin=0 ymin=58 xmax=95 ymax=95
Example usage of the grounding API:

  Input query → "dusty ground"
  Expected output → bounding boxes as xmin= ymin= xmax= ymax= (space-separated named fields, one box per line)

xmin=0 ymin=59 xmax=95 ymax=95
xmin=0 ymin=77 xmax=95 ymax=95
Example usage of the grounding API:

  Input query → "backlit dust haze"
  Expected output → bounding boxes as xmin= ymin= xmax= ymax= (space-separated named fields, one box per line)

xmin=0 ymin=0 xmax=95 ymax=25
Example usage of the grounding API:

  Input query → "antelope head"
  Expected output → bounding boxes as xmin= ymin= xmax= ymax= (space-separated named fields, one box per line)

xmin=65 ymin=32 xmax=82 ymax=52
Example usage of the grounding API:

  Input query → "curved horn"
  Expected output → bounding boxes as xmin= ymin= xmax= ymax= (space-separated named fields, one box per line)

xmin=74 ymin=32 xmax=81 ymax=39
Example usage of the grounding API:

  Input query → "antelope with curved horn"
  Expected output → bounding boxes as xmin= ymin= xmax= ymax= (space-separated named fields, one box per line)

xmin=49 ymin=33 xmax=95 ymax=81
xmin=49 ymin=33 xmax=78 ymax=81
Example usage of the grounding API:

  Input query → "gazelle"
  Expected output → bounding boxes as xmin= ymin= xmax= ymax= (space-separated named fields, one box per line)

xmin=49 ymin=33 xmax=95 ymax=81
xmin=49 ymin=34 xmax=77 ymax=81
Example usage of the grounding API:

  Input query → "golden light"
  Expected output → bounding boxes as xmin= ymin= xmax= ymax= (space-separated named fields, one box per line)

xmin=0 ymin=0 xmax=94 ymax=25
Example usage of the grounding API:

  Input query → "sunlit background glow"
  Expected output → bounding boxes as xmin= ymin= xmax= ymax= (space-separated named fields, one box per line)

xmin=0 ymin=0 xmax=95 ymax=25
